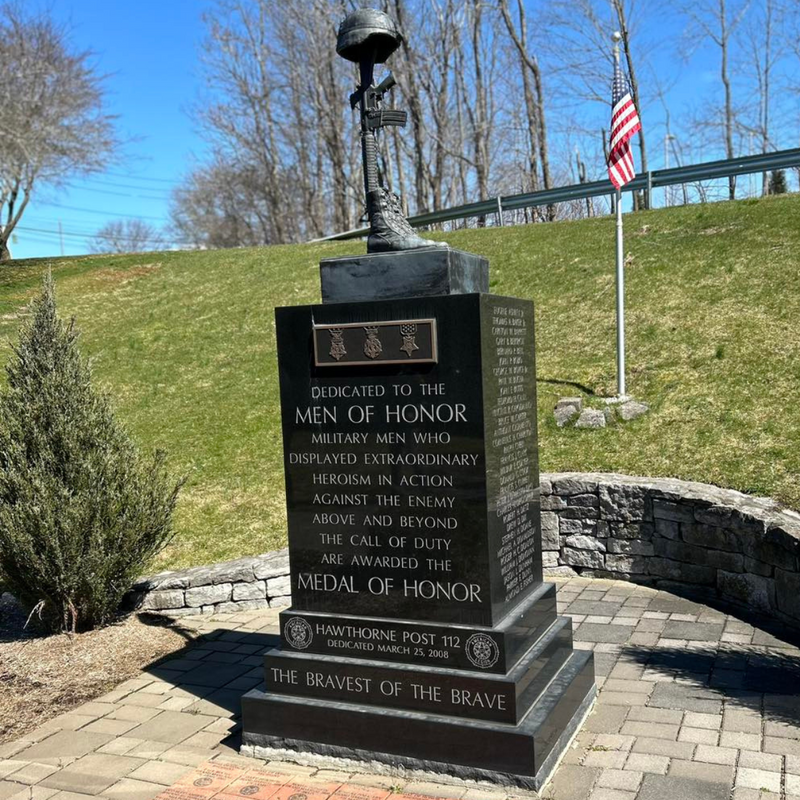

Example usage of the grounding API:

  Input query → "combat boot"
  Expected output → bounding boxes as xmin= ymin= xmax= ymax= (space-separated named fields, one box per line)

xmin=367 ymin=189 xmax=447 ymax=253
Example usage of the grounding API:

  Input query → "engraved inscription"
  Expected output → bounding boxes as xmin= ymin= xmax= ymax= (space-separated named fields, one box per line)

xmin=465 ymin=633 xmax=500 ymax=669
xmin=489 ymin=304 xmax=538 ymax=604
xmin=284 ymin=617 xmax=313 ymax=650
xmin=277 ymin=297 xmax=538 ymax=649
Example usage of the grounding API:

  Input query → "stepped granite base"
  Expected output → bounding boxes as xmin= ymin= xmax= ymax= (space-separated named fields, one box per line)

xmin=242 ymin=648 xmax=595 ymax=790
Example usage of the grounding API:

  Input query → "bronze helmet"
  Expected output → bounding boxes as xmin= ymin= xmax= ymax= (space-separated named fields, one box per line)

xmin=336 ymin=8 xmax=402 ymax=64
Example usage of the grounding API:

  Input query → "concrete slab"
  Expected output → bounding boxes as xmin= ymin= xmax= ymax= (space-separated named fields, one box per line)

xmin=637 ymin=774 xmax=730 ymax=800
xmin=103 ymin=778 xmax=166 ymax=800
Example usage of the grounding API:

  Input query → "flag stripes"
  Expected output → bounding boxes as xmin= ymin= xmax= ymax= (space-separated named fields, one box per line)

xmin=607 ymin=60 xmax=641 ymax=189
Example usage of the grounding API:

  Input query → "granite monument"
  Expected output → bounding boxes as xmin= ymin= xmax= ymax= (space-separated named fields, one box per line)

xmin=241 ymin=9 xmax=595 ymax=789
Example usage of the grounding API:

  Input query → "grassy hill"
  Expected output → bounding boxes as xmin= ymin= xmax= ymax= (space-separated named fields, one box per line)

xmin=3 ymin=193 xmax=800 ymax=570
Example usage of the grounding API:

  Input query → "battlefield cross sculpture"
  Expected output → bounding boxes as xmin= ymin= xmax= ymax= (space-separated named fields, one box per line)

xmin=337 ymin=9 xmax=446 ymax=253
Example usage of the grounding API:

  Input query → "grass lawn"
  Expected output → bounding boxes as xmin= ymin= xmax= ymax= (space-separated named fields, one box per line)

xmin=2 ymin=193 xmax=799 ymax=571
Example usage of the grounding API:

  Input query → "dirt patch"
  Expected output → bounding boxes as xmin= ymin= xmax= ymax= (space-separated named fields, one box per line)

xmin=0 ymin=593 xmax=198 ymax=744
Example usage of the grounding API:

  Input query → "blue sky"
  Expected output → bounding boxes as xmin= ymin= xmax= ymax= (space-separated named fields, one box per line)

xmin=10 ymin=1 xmax=798 ymax=259
xmin=13 ymin=0 xmax=211 ymax=260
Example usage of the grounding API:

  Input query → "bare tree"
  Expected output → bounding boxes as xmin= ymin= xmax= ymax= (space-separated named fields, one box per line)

xmin=612 ymin=0 xmax=648 ymax=196
xmin=389 ymin=0 xmax=433 ymax=213
xmin=170 ymin=158 xmax=269 ymax=249
xmin=466 ymin=0 xmax=491 ymax=206
xmin=90 ymin=219 xmax=161 ymax=254
xmin=190 ymin=0 xmax=359 ymax=244
xmin=497 ymin=0 xmax=554 ymax=218
xmin=545 ymin=0 xmax=651 ymax=207
xmin=0 ymin=3 xmax=118 ymax=261
xmin=742 ymin=0 xmax=781 ymax=194
xmin=681 ymin=0 xmax=751 ymax=199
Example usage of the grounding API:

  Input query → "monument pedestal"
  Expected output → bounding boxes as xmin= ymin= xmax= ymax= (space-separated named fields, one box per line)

xmin=241 ymin=250 xmax=595 ymax=790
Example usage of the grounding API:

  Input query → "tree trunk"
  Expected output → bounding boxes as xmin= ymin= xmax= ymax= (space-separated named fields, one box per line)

xmin=469 ymin=0 xmax=490 ymax=225
xmin=761 ymin=0 xmax=773 ymax=196
xmin=391 ymin=126 xmax=408 ymax=212
xmin=720 ymin=0 xmax=736 ymax=200
xmin=498 ymin=0 xmax=553 ymax=219
xmin=391 ymin=0 xmax=429 ymax=214
xmin=0 ymin=238 xmax=11 ymax=262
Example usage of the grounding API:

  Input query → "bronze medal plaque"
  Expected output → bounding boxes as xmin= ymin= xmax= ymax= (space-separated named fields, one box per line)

xmin=313 ymin=318 xmax=437 ymax=367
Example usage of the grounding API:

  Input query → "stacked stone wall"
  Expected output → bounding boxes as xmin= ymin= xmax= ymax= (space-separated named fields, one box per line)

xmin=541 ymin=473 xmax=800 ymax=627
xmin=128 ymin=548 xmax=290 ymax=616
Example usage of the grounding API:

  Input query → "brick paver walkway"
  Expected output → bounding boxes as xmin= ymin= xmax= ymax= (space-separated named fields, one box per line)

xmin=2 ymin=577 xmax=800 ymax=800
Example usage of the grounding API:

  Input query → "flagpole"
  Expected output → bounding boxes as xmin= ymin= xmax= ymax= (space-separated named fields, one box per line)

xmin=615 ymin=186 xmax=626 ymax=398
xmin=612 ymin=31 xmax=627 ymax=400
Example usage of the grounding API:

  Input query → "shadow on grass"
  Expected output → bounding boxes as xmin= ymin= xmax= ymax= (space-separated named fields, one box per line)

xmin=537 ymin=378 xmax=596 ymax=396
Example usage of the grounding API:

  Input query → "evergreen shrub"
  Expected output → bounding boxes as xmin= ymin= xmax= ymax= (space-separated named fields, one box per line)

xmin=0 ymin=273 xmax=184 ymax=632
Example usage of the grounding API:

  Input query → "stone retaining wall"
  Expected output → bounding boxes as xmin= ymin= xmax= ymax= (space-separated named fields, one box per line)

xmin=131 ymin=473 xmax=800 ymax=630
xmin=129 ymin=548 xmax=290 ymax=616
xmin=541 ymin=472 xmax=800 ymax=628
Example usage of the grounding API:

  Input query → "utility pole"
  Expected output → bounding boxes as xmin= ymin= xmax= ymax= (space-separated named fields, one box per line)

xmin=58 ymin=220 xmax=64 ymax=256
xmin=669 ymin=136 xmax=689 ymax=205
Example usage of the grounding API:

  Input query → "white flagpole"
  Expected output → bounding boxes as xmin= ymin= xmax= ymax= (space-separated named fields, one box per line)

xmin=612 ymin=31 xmax=626 ymax=400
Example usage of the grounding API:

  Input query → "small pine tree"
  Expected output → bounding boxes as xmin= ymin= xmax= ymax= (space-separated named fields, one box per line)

xmin=0 ymin=273 xmax=184 ymax=633
xmin=768 ymin=170 xmax=787 ymax=195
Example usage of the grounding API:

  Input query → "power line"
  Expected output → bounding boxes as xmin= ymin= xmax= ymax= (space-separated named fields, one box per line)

xmin=26 ymin=213 xmax=161 ymax=232
xmin=102 ymin=171 xmax=181 ymax=185
xmin=63 ymin=183 xmax=171 ymax=201
xmin=23 ymin=216 xmax=100 ymax=232
xmin=15 ymin=224 xmax=193 ymax=246
xmin=74 ymin=178 xmax=176 ymax=194
xmin=35 ymin=201 xmax=169 ymax=222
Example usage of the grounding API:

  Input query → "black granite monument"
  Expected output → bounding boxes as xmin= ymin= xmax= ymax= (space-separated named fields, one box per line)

xmin=241 ymin=9 xmax=595 ymax=790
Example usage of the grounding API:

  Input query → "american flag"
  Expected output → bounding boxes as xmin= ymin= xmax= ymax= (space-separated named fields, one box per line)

xmin=607 ymin=60 xmax=641 ymax=189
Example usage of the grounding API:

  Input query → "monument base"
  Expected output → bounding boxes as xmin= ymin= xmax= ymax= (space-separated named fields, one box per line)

xmin=278 ymin=581 xmax=559 ymax=675
xmin=319 ymin=247 xmax=489 ymax=303
xmin=242 ymin=648 xmax=594 ymax=790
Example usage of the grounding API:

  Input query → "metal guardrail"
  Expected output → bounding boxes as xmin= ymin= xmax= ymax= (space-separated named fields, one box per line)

xmin=314 ymin=148 xmax=800 ymax=242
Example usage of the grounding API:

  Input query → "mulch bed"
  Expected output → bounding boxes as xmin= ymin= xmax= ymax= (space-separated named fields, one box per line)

xmin=0 ymin=592 xmax=199 ymax=744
